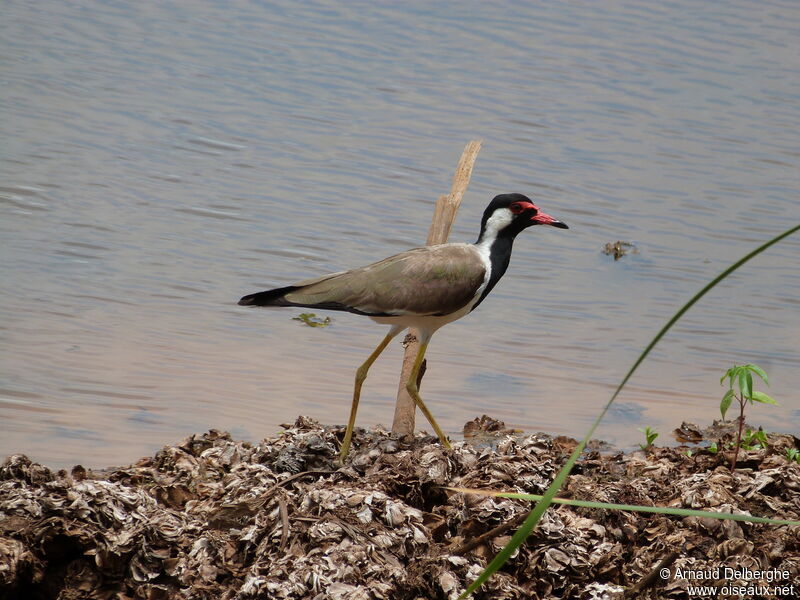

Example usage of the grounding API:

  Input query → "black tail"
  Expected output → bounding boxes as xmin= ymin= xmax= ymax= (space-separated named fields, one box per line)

xmin=238 ymin=285 xmax=300 ymax=307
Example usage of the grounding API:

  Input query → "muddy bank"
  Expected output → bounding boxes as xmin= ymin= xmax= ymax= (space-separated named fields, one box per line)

xmin=1 ymin=417 xmax=799 ymax=599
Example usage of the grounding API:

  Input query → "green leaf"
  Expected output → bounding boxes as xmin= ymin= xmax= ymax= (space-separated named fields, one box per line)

xmin=744 ymin=363 xmax=769 ymax=386
xmin=755 ymin=430 xmax=768 ymax=447
xmin=445 ymin=487 xmax=800 ymax=527
xmin=720 ymin=366 xmax=736 ymax=386
xmin=739 ymin=369 xmax=753 ymax=399
xmin=751 ymin=390 xmax=778 ymax=405
xmin=720 ymin=389 xmax=735 ymax=419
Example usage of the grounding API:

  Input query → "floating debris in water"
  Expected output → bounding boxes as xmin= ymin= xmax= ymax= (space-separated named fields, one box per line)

xmin=292 ymin=312 xmax=332 ymax=327
xmin=603 ymin=240 xmax=638 ymax=261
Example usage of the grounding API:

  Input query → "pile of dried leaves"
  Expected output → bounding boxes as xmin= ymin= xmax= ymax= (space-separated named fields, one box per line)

xmin=1 ymin=416 xmax=798 ymax=599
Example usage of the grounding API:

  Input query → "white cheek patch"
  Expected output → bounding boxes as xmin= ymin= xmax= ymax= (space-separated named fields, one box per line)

xmin=483 ymin=208 xmax=514 ymax=240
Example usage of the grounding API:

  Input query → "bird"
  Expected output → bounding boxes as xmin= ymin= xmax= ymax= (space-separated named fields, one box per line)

xmin=238 ymin=193 xmax=568 ymax=461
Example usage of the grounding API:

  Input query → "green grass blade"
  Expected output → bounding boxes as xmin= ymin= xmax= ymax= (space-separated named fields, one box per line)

xmin=445 ymin=487 xmax=800 ymax=526
xmin=457 ymin=431 xmax=594 ymax=598
xmin=459 ymin=222 xmax=800 ymax=599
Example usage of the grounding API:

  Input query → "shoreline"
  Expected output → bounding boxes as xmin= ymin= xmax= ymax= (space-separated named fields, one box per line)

xmin=1 ymin=416 xmax=798 ymax=599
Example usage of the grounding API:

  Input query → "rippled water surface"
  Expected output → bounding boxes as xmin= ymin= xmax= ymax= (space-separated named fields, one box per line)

xmin=2 ymin=1 xmax=798 ymax=469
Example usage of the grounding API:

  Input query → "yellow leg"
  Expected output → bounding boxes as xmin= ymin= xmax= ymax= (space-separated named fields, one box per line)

xmin=340 ymin=326 xmax=402 ymax=462
xmin=405 ymin=340 xmax=452 ymax=449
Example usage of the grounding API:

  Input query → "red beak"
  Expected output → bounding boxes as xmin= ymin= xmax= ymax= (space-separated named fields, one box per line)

xmin=532 ymin=211 xmax=568 ymax=229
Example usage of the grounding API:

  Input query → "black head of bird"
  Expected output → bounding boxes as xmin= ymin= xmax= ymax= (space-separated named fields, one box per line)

xmin=239 ymin=193 xmax=568 ymax=461
xmin=478 ymin=193 xmax=569 ymax=240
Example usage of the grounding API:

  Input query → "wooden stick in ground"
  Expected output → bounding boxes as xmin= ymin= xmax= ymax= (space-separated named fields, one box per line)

xmin=449 ymin=511 xmax=527 ymax=556
xmin=624 ymin=550 xmax=680 ymax=598
xmin=391 ymin=140 xmax=482 ymax=438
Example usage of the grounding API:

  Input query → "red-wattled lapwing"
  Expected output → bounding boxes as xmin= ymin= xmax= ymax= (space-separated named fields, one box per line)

xmin=239 ymin=193 xmax=568 ymax=461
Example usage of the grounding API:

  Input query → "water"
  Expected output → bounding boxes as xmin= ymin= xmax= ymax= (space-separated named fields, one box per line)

xmin=2 ymin=0 xmax=798 ymax=470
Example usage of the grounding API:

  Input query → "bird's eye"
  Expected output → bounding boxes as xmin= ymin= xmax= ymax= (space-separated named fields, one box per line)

xmin=509 ymin=202 xmax=524 ymax=214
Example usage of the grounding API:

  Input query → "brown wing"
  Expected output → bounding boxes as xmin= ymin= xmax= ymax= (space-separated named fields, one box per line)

xmin=282 ymin=244 xmax=486 ymax=316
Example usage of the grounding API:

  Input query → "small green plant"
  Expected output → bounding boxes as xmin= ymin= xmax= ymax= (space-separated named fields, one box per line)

xmin=720 ymin=364 xmax=777 ymax=472
xmin=638 ymin=426 xmax=658 ymax=450
xmin=292 ymin=312 xmax=331 ymax=327
xmin=708 ymin=441 xmax=719 ymax=455
xmin=785 ymin=448 xmax=800 ymax=464
xmin=740 ymin=428 xmax=768 ymax=451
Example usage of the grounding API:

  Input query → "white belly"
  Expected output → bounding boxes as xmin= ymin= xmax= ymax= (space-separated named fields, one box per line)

xmin=369 ymin=302 xmax=472 ymax=333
